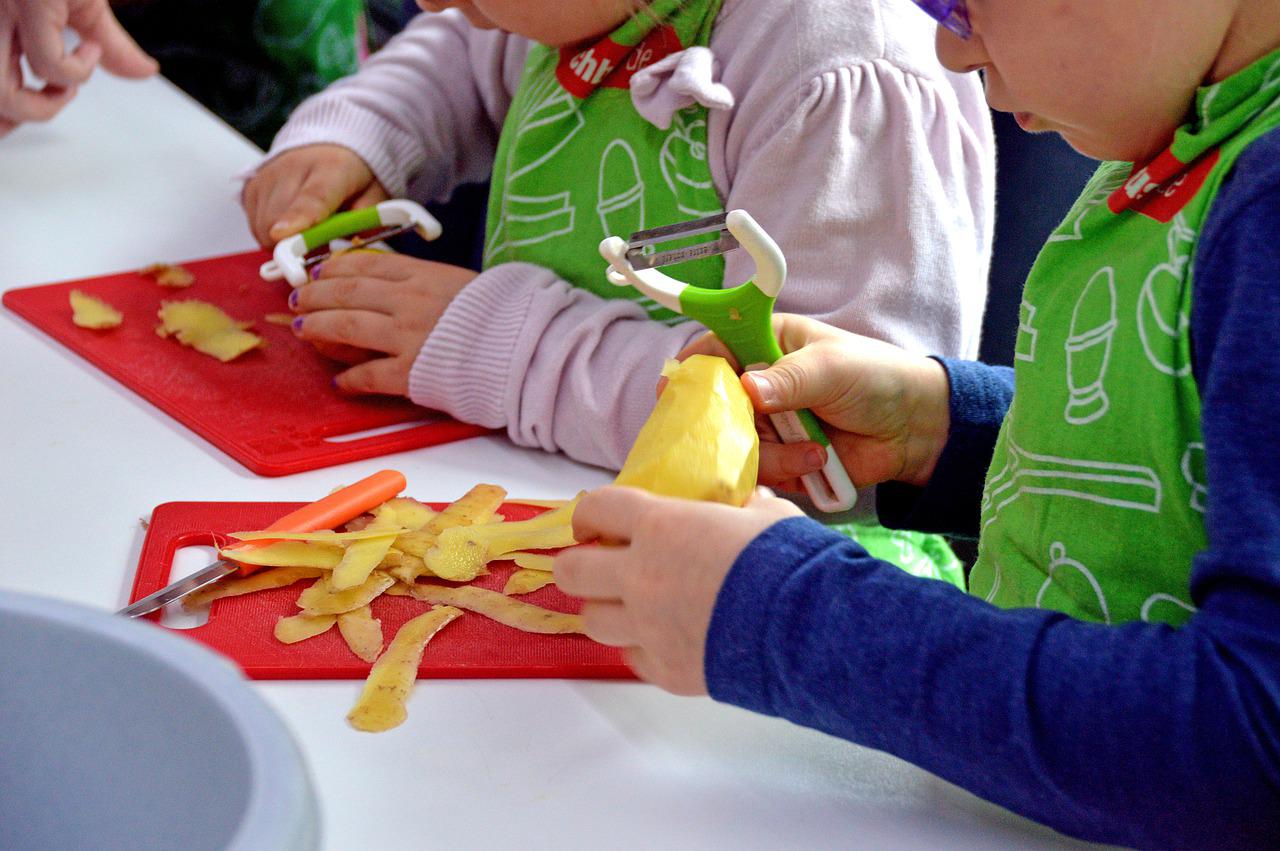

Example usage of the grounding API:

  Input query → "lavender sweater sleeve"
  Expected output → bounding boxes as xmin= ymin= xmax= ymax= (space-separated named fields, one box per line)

xmin=705 ymin=130 xmax=1280 ymax=848
xmin=262 ymin=0 xmax=994 ymax=471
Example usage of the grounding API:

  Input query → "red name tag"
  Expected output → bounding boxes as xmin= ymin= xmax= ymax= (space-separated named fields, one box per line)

xmin=1108 ymin=148 xmax=1220 ymax=223
xmin=556 ymin=25 xmax=682 ymax=98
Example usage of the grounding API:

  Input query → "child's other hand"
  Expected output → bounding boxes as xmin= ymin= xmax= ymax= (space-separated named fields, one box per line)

xmin=678 ymin=314 xmax=951 ymax=492
xmin=290 ymin=252 xmax=477 ymax=396
xmin=242 ymin=144 xmax=388 ymax=247
xmin=554 ymin=486 xmax=802 ymax=695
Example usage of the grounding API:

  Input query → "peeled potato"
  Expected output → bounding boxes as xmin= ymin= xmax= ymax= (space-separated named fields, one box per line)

xmin=614 ymin=355 xmax=759 ymax=506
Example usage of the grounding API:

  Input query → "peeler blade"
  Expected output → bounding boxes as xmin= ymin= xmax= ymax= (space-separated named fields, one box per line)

xmin=624 ymin=212 xmax=740 ymax=270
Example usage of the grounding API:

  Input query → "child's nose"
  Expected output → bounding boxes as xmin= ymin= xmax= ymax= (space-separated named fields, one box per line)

xmin=934 ymin=26 xmax=989 ymax=75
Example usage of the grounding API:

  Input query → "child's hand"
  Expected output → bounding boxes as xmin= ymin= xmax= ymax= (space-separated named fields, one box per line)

xmin=679 ymin=314 xmax=951 ymax=492
xmin=290 ymin=252 xmax=477 ymax=395
xmin=554 ymin=486 xmax=802 ymax=695
xmin=242 ymin=144 xmax=388 ymax=247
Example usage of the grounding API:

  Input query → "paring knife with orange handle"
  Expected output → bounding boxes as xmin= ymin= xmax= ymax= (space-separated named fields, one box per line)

xmin=118 ymin=469 xmax=407 ymax=618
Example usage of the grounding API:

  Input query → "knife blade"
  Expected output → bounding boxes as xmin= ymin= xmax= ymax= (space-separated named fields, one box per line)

xmin=118 ymin=469 xmax=407 ymax=618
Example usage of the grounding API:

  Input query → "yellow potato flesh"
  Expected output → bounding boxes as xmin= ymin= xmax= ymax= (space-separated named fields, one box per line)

xmin=330 ymin=527 xmax=400 ymax=591
xmin=297 ymin=571 xmax=394 ymax=616
xmin=509 ymin=552 xmax=555 ymax=572
xmin=386 ymin=484 xmax=508 ymax=580
xmin=274 ymin=613 xmax=337 ymax=643
xmin=407 ymin=584 xmax=584 ymax=634
xmin=69 ymin=290 xmax=123 ymax=329
xmin=424 ymin=496 xmax=580 ymax=582
xmin=219 ymin=540 xmax=344 ymax=569
xmin=614 ymin=355 xmax=759 ymax=506
xmin=347 ymin=606 xmax=463 ymax=732
xmin=182 ymin=566 xmax=325 ymax=611
xmin=156 ymin=299 xmax=262 ymax=362
xmin=337 ymin=605 xmax=384 ymax=663
xmin=229 ymin=528 xmax=404 ymax=543
xmin=503 ymin=569 xmax=555 ymax=596
xmin=371 ymin=498 xmax=437 ymax=531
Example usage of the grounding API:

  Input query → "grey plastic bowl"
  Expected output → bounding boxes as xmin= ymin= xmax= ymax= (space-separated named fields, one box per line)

xmin=0 ymin=590 xmax=319 ymax=851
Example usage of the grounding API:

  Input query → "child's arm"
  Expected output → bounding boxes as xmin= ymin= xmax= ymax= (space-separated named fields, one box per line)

xmin=411 ymin=6 xmax=993 ymax=469
xmin=559 ymin=136 xmax=1280 ymax=848
xmin=244 ymin=10 xmax=529 ymax=240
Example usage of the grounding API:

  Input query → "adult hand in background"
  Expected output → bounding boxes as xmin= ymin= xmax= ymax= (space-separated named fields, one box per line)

xmin=1 ymin=0 xmax=157 ymax=135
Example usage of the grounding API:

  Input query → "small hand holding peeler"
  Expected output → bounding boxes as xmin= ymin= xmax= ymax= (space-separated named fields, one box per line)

xmin=599 ymin=210 xmax=857 ymax=513
xmin=259 ymin=199 xmax=443 ymax=287
xmin=118 ymin=469 xmax=407 ymax=617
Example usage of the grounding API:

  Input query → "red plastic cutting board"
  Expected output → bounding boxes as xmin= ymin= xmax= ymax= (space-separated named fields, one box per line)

xmin=128 ymin=500 xmax=634 ymax=680
xmin=2 ymin=250 xmax=492 ymax=475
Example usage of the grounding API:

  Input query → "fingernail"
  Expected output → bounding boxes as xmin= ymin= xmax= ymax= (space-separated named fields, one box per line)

xmin=745 ymin=372 xmax=778 ymax=406
xmin=291 ymin=316 xmax=304 ymax=332
xmin=309 ymin=263 xmax=323 ymax=281
xmin=804 ymin=447 xmax=825 ymax=470
xmin=287 ymin=289 xmax=299 ymax=308
xmin=330 ymin=376 xmax=341 ymax=390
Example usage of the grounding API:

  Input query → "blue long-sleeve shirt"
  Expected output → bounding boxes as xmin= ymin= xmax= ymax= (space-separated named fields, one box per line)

xmin=705 ymin=129 xmax=1280 ymax=849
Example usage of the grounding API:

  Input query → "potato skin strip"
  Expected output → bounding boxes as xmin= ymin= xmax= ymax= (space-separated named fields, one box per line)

xmin=407 ymin=584 xmax=584 ymax=634
xmin=275 ymin=613 xmax=337 ymax=643
xmin=182 ymin=566 xmax=325 ymax=610
xmin=347 ymin=606 xmax=463 ymax=732
xmin=502 ymin=569 xmax=555 ymax=596
xmin=338 ymin=605 xmax=384 ymax=663
xmin=331 ymin=529 xmax=399 ymax=591
xmin=371 ymin=498 xmax=437 ymax=531
xmin=387 ymin=484 xmax=507 ymax=579
xmin=219 ymin=540 xmax=343 ymax=569
xmin=510 ymin=553 xmax=555 ymax=572
xmin=298 ymin=571 xmax=395 ymax=616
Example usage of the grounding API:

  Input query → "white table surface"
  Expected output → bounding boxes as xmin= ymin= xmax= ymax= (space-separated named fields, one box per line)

xmin=0 ymin=70 xmax=1085 ymax=850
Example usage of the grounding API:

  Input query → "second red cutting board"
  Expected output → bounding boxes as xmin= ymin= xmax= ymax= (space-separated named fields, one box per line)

xmin=127 ymin=500 xmax=633 ymax=680
xmin=2 ymin=249 xmax=493 ymax=475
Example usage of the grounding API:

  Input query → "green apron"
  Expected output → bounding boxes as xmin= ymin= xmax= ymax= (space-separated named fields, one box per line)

xmin=970 ymin=49 xmax=1280 ymax=625
xmin=483 ymin=2 xmax=966 ymax=585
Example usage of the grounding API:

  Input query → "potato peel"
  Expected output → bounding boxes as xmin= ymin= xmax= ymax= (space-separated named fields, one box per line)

xmin=337 ymin=605 xmax=384 ymax=663
xmin=139 ymin=262 xmax=195 ymax=288
xmin=503 ymin=569 xmax=556 ymax=596
xmin=156 ymin=299 xmax=262 ymax=362
xmin=274 ymin=613 xmax=337 ymax=643
xmin=182 ymin=566 xmax=325 ymax=611
xmin=347 ymin=606 xmax=463 ymax=732
xmin=69 ymin=290 xmax=123 ymax=329
xmin=219 ymin=540 xmax=344 ymax=569
xmin=297 ymin=571 xmax=395 ymax=616
xmin=425 ymin=497 xmax=580 ymax=582
xmin=407 ymin=584 xmax=584 ymax=634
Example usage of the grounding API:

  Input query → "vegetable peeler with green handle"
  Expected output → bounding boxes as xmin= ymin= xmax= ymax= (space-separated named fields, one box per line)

xmin=259 ymin=199 xmax=443 ymax=287
xmin=599 ymin=209 xmax=857 ymax=513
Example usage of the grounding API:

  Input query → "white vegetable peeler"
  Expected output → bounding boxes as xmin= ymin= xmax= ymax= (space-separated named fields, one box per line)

xmin=600 ymin=210 xmax=858 ymax=513
xmin=260 ymin=199 xmax=443 ymax=287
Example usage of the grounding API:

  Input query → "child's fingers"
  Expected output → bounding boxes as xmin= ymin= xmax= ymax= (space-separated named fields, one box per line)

xmin=269 ymin=170 xmax=352 ymax=242
xmin=571 ymin=486 xmax=652 ymax=545
xmin=675 ymin=332 xmax=739 ymax=369
xmin=758 ymin=441 xmax=826 ymax=486
xmin=293 ymin=275 xmax=405 ymax=315
xmin=578 ymin=601 xmax=636 ymax=647
xmin=292 ymin=308 xmax=399 ymax=354
xmin=349 ymin=181 xmax=390 ymax=210
xmin=314 ymin=250 xmax=417 ymax=282
xmin=553 ymin=547 xmax=625 ymax=601
xmin=331 ymin=355 xmax=410 ymax=396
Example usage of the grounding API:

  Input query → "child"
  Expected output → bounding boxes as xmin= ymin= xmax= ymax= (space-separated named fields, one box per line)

xmin=241 ymin=0 xmax=994 ymax=475
xmin=555 ymin=1 xmax=1280 ymax=847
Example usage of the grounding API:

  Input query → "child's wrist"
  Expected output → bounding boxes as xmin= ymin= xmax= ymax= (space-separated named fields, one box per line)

xmin=901 ymin=357 xmax=951 ymax=488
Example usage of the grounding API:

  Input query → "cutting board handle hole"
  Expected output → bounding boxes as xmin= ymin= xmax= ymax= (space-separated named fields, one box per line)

xmin=321 ymin=418 xmax=441 ymax=444
xmin=158 ymin=544 xmax=218 ymax=630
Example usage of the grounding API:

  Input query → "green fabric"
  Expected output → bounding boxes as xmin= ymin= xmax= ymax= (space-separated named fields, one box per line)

xmin=832 ymin=522 xmax=966 ymax=589
xmin=254 ymin=0 xmax=363 ymax=85
xmin=483 ymin=0 xmax=725 ymax=324
xmin=971 ymin=49 xmax=1280 ymax=626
